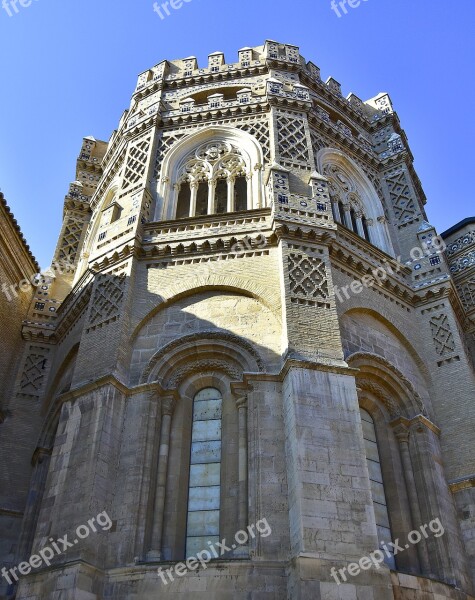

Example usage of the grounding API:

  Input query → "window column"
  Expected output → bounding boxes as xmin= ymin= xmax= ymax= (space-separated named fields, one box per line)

xmin=227 ymin=177 xmax=235 ymax=213
xmin=189 ymin=182 xmax=198 ymax=217
xmin=355 ymin=211 xmax=366 ymax=238
xmin=236 ymin=396 xmax=248 ymax=534
xmin=342 ymin=204 xmax=352 ymax=229
xmin=208 ymin=178 xmax=217 ymax=215
xmin=149 ymin=395 xmax=176 ymax=560
xmin=391 ymin=421 xmax=432 ymax=575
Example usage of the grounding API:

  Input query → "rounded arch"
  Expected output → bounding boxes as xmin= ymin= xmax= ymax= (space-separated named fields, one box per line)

xmin=140 ymin=330 xmax=265 ymax=386
xmin=347 ymin=351 xmax=427 ymax=419
xmin=341 ymin=307 xmax=431 ymax=385
xmin=317 ymin=147 xmax=394 ymax=255
xmin=74 ymin=177 xmax=122 ymax=283
xmin=41 ymin=343 xmax=80 ymax=415
xmin=130 ymin=277 xmax=281 ymax=344
xmin=155 ymin=126 xmax=265 ymax=220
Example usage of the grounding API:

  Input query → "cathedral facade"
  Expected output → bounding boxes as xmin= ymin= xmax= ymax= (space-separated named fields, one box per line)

xmin=1 ymin=40 xmax=474 ymax=599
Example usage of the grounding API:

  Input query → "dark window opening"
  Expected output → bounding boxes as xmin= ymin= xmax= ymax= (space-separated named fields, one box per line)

xmin=176 ymin=185 xmax=191 ymax=219
xmin=234 ymin=176 xmax=247 ymax=212
xmin=215 ymin=179 xmax=227 ymax=214
xmin=196 ymin=182 xmax=208 ymax=216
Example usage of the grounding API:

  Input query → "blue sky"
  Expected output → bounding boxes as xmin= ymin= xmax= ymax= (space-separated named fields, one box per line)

xmin=0 ymin=0 xmax=473 ymax=268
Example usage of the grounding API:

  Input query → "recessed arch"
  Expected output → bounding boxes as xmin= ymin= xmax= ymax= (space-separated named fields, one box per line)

xmin=140 ymin=330 xmax=265 ymax=386
xmin=155 ymin=126 xmax=265 ymax=221
xmin=317 ymin=147 xmax=394 ymax=255
xmin=340 ymin=307 xmax=431 ymax=386
xmin=347 ymin=351 xmax=427 ymax=419
xmin=130 ymin=278 xmax=282 ymax=345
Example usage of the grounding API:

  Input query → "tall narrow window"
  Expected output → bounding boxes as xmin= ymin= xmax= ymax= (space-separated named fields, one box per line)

xmin=234 ymin=176 xmax=247 ymax=212
xmin=176 ymin=185 xmax=191 ymax=219
xmin=360 ymin=408 xmax=395 ymax=568
xmin=338 ymin=201 xmax=345 ymax=224
xmin=215 ymin=179 xmax=227 ymax=214
xmin=195 ymin=182 xmax=208 ymax=216
xmin=350 ymin=208 xmax=358 ymax=233
xmin=186 ymin=388 xmax=222 ymax=558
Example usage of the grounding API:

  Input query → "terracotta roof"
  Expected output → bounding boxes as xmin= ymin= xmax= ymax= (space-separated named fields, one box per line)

xmin=0 ymin=191 xmax=40 ymax=271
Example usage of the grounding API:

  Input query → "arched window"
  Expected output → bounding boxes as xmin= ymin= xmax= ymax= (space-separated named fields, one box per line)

xmin=319 ymin=150 xmax=394 ymax=255
xmin=360 ymin=408 xmax=395 ymax=569
xmin=185 ymin=388 xmax=222 ymax=558
xmin=172 ymin=140 xmax=253 ymax=219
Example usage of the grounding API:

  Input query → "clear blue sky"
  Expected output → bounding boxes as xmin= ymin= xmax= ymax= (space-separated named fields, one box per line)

xmin=0 ymin=0 xmax=473 ymax=268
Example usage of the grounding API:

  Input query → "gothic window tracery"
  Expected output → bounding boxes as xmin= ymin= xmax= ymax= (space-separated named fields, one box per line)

xmin=174 ymin=141 xmax=250 ymax=219
xmin=322 ymin=161 xmax=385 ymax=247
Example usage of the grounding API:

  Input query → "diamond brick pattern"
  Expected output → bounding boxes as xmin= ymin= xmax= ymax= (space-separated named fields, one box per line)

xmin=288 ymin=252 xmax=328 ymax=301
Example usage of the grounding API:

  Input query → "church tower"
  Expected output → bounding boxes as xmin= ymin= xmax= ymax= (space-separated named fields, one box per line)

xmin=1 ymin=41 xmax=474 ymax=600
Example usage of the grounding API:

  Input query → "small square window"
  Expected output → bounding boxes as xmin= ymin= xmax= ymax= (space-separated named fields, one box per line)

xmin=34 ymin=302 xmax=45 ymax=311
xmin=278 ymin=194 xmax=288 ymax=204
xmin=98 ymin=232 xmax=107 ymax=241
xmin=429 ymin=256 xmax=441 ymax=266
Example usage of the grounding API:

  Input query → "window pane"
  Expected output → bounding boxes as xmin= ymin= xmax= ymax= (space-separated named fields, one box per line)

xmin=189 ymin=463 xmax=221 ymax=487
xmin=187 ymin=510 xmax=220 ymax=537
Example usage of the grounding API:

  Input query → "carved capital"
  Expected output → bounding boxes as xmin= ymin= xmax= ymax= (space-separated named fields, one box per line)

xmin=377 ymin=215 xmax=388 ymax=224
xmin=236 ymin=395 xmax=248 ymax=409
xmin=161 ymin=395 xmax=177 ymax=417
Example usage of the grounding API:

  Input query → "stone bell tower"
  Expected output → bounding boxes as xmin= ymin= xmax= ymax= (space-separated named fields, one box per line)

xmin=1 ymin=41 xmax=474 ymax=600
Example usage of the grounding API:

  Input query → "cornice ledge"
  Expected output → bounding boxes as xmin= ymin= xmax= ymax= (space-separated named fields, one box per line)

xmin=57 ymin=375 xmax=179 ymax=405
xmin=389 ymin=414 xmax=441 ymax=437
xmin=448 ymin=475 xmax=475 ymax=494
